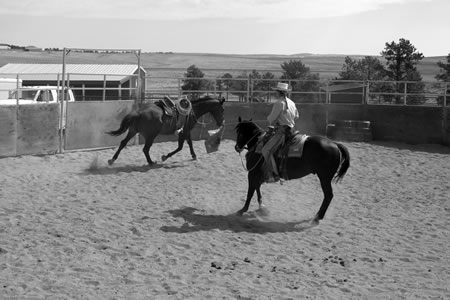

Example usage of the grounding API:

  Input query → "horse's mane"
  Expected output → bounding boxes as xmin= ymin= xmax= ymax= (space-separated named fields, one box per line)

xmin=190 ymin=95 xmax=223 ymax=105
xmin=235 ymin=120 xmax=264 ymax=136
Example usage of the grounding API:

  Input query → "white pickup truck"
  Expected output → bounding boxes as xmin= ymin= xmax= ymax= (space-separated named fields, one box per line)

xmin=0 ymin=86 xmax=75 ymax=105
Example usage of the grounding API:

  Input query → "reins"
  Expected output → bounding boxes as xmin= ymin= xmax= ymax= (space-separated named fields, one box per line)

xmin=239 ymin=152 xmax=264 ymax=172
xmin=237 ymin=131 xmax=265 ymax=172
xmin=240 ymin=131 xmax=261 ymax=151
xmin=196 ymin=116 xmax=209 ymax=126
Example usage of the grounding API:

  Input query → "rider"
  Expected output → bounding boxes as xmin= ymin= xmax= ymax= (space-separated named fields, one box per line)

xmin=261 ymin=82 xmax=299 ymax=183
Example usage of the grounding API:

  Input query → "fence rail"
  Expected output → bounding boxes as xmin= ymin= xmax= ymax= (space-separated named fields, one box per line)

xmin=1 ymin=71 xmax=449 ymax=159
xmin=2 ymin=71 xmax=449 ymax=106
xmin=145 ymin=76 xmax=449 ymax=106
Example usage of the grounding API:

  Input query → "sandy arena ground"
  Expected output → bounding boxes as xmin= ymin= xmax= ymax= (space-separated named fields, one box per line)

xmin=0 ymin=139 xmax=449 ymax=299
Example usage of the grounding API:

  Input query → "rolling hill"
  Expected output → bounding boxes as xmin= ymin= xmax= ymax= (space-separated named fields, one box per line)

xmin=0 ymin=50 xmax=445 ymax=82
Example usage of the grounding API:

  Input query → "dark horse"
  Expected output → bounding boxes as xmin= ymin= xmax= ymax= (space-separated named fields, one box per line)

xmin=234 ymin=117 xmax=350 ymax=224
xmin=107 ymin=96 xmax=225 ymax=165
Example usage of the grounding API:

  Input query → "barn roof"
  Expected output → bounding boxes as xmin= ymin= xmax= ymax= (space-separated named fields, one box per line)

xmin=0 ymin=63 xmax=146 ymax=83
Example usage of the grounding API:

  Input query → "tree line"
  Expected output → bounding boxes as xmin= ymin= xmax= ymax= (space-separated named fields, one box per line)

xmin=181 ymin=38 xmax=450 ymax=105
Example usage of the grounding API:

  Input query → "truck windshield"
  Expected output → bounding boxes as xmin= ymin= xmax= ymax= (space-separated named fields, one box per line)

xmin=9 ymin=90 xmax=38 ymax=100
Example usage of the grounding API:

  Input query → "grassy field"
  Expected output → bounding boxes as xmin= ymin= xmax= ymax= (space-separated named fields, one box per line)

xmin=0 ymin=50 xmax=445 ymax=82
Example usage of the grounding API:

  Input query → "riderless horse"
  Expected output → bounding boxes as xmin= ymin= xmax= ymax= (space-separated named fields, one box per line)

xmin=107 ymin=95 xmax=225 ymax=165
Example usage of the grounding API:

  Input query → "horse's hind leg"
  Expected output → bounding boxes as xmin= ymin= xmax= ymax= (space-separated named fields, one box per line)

xmin=314 ymin=175 xmax=334 ymax=223
xmin=108 ymin=130 xmax=136 ymax=165
xmin=256 ymin=186 xmax=263 ymax=208
xmin=143 ymin=136 xmax=157 ymax=165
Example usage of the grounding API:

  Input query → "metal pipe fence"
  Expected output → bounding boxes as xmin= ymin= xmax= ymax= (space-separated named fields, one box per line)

xmin=1 ymin=72 xmax=449 ymax=106
xmin=0 ymin=73 xmax=141 ymax=102
xmin=144 ymin=76 xmax=450 ymax=106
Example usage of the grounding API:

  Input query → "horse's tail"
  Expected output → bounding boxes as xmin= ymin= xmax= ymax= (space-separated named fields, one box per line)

xmin=333 ymin=142 xmax=350 ymax=183
xmin=106 ymin=112 xmax=137 ymax=136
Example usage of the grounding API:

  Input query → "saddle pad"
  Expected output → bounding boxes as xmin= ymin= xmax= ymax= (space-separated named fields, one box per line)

xmin=287 ymin=134 xmax=308 ymax=158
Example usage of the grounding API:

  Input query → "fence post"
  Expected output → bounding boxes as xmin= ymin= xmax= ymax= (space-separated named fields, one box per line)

xmin=443 ymin=83 xmax=449 ymax=145
xmin=82 ymin=84 xmax=85 ymax=101
xmin=403 ymin=82 xmax=407 ymax=105
xmin=59 ymin=49 xmax=68 ymax=154
xmin=15 ymin=74 xmax=20 ymax=105
xmin=57 ymin=73 xmax=60 ymax=95
xmin=325 ymin=80 xmax=330 ymax=104
xmin=102 ymin=75 xmax=106 ymax=101
xmin=444 ymin=82 xmax=448 ymax=107
xmin=247 ymin=75 xmax=250 ymax=102
xmin=364 ymin=80 xmax=369 ymax=104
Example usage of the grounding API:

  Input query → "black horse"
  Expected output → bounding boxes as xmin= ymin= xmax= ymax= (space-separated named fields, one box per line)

xmin=234 ymin=117 xmax=350 ymax=223
xmin=107 ymin=96 xmax=225 ymax=165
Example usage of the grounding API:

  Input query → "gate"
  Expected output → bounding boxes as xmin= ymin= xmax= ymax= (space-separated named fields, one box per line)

xmin=0 ymin=104 xmax=60 ymax=157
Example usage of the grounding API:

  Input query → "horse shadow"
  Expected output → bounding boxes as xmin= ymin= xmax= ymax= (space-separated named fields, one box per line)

xmin=82 ymin=160 xmax=189 ymax=175
xmin=160 ymin=207 xmax=316 ymax=234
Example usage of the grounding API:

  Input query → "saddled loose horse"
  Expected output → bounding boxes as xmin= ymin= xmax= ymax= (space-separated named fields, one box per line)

xmin=107 ymin=96 xmax=225 ymax=165
xmin=234 ymin=117 xmax=350 ymax=223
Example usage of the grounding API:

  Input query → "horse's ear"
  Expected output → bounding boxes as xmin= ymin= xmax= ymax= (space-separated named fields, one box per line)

xmin=249 ymin=118 xmax=253 ymax=121
xmin=238 ymin=116 xmax=242 ymax=123
xmin=220 ymin=97 xmax=225 ymax=104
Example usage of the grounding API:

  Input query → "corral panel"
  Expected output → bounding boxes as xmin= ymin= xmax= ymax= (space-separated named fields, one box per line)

xmin=0 ymin=106 xmax=17 ymax=157
xmin=65 ymin=101 xmax=136 ymax=150
xmin=16 ymin=104 xmax=59 ymax=155
xmin=366 ymin=105 xmax=443 ymax=144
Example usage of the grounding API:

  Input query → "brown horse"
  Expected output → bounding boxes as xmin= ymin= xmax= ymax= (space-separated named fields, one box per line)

xmin=107 ymin=96 xmax=225 ymax=165
xmin=234 ymin=117 xmax=350 ymax=223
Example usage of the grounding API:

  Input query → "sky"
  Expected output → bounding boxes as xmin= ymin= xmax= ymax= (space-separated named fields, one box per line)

xmin=0 ymin=0 xmax=449 ymax=57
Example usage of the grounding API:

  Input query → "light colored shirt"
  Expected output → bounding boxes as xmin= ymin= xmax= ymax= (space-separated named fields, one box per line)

xmin=267 ymin=96 xmax=299 ymax=128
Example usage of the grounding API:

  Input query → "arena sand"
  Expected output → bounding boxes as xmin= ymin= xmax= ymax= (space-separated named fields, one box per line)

xmin=0 ymin=139 xmax=449 ymax=299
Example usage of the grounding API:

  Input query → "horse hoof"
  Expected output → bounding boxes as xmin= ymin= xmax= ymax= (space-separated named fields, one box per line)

xmin=311 ymin=216 xmax=320 ymax=225
xmin=108 ymin=159 xmax=114 ymax=165
xmin=192 ymin=156 xmax=197 ymax=161
xmin=161 ymin=155 xmax=167 ymax=162
xmin=236 ymin=210 xmax=244 ymax=216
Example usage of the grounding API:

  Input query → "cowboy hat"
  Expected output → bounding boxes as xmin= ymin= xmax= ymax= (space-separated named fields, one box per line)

xmin=272 ymin=82 xmax=292 ymax=92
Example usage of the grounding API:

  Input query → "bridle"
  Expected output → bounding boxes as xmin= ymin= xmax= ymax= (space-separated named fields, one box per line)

xmin=235 ymin=131 xmax=262 ymax=153
xmin=236 ymin=130 xmax=265 ymax=172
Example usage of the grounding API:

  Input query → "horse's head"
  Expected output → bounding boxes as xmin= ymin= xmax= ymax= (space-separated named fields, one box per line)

xmin=234 ymin=116 xmax=262 ymax=153
xmin=210 ymin=97 xmax=225 ymax=127
xmin=192 ymin=96 xmax=225 ymax=127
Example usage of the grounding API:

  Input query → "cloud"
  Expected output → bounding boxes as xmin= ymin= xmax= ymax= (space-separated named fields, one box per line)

xmin=0 ymin=0 xmax=432 ymax=21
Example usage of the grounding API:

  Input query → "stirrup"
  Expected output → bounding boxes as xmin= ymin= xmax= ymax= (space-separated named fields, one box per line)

xmin=265 ymin=173 xmax=280 ymax=184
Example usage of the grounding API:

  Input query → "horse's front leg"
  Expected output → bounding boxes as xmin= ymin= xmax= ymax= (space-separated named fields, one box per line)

xmin=186 ymin=134 xmax=197 ymax=160
xmin=237 ymin=174 xmax=260 ymax=215
xmin=161 ymin=135 xmax=185 ymax=162
xmin=237 ymin=185 xmax=255 ymax=216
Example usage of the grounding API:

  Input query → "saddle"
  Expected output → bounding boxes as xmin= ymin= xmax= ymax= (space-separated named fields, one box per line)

xmin=155 ymin=96 xmax=192 ymax=134
xmin=257 ymin=128 xmax=308 ymax=180
xmin=156 ymin=96 xmax=176 ymax=116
